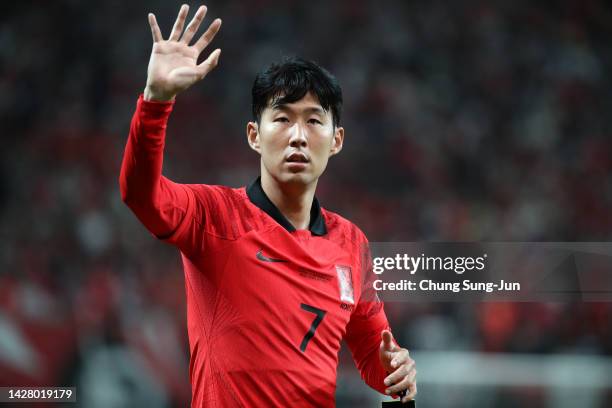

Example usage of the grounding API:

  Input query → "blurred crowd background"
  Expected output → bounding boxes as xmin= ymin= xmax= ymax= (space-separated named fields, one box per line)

xmin=1 ymin=0 xmax=611 ymax=407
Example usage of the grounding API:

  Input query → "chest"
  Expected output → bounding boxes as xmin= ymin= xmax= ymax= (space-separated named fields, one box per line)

xmin=204 ymin=228 xmax=361 ymax=348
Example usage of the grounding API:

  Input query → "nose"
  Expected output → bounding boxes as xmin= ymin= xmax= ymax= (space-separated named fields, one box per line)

xmin=289 ymin=123 xmax=308 ymax=148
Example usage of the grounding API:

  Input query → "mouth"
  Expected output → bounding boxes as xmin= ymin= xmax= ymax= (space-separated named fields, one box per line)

xmin=286 ymin=152 xmax=310 ymax=163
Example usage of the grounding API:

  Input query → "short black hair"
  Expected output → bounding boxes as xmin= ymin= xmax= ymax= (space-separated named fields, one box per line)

xmin=251 ymin=56 xmax=343 ymax=128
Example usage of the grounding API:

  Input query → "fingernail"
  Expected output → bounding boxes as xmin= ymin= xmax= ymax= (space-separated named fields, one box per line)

xmin=384 ymin=379 xmax=390 ymax=386
xmin=385 ymin=390 xmax=390 ymax=395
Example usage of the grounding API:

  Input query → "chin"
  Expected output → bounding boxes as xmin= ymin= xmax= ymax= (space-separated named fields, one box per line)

xmin=277 ymin=171 xmax=316 ymax=186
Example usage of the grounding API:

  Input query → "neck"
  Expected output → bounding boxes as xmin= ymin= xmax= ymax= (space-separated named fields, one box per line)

xmin=260 ymin=171 xmax=317 ymax=231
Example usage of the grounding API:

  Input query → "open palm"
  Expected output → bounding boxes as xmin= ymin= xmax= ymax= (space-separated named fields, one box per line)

xmin=145 ymin=4 xmax=222 ymax=101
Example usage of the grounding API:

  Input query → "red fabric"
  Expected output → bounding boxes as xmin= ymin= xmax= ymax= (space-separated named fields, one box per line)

xmin=120 ymin=95 xmax=389 ymax=407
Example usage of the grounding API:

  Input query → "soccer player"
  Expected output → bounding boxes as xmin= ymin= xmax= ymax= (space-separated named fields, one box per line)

xmin=120 ymin=4 xmax=417 ymax=407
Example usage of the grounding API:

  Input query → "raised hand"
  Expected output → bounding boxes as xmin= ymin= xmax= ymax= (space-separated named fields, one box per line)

xmin=379 ymin=330 xmax=417 ymax=403
xmin=144 ymin=4 xmax=222 ymax=102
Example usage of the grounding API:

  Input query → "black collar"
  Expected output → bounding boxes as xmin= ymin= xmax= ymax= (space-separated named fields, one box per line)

xmin=246 ymin=177 xmax=327 ymax=236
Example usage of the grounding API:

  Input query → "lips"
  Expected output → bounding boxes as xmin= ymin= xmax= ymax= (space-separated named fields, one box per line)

xmin=286 ymin=152 xmax=309 ymax=163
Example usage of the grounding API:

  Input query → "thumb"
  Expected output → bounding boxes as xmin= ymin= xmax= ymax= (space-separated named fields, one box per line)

xmin=381 ymin=329 xmax=394 ymax=351
xmin=196 ymin=48 xmax=222 ymax=79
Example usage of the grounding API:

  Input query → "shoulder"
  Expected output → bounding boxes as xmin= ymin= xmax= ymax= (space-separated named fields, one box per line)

xmin=321 ymin=208 xmax=373 ymax=287
xmin=188 ymin=184 xmax=248 ymax=205
xmin=184 ymin=184 xmax=257 ymax=239
xmin=321 ymin=207 xmax=369 ymax=246
xmin=188 ymin=183 xmax=246 ymax=196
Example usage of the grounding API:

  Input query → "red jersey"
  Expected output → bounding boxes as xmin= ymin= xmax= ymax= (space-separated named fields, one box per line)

xmin=120 ymin=95 xmax=390 ymax=407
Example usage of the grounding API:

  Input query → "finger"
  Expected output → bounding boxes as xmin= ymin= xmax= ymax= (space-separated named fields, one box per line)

xmin=181 ymin=5 xmax=207 ymax=44
xmin=402 ymin=383 xmax=417 ymax=403
xmin=381 ymin=330 xmax=395 ymax=352
xmin=384 ymin=358 xmax=414 ymax=386
xmin=148 ymin=13 xmax=162 ymax=43
xmin=390 ymin=349 xmax=412 ymax=369
xmin=195 ymin=48 xmax=221 ymax=79
xmin=169 ymin=4 xmax=189 ymax=41
xmin=384 ymin=365 xmax=408 ymax=387
xmin=386 ymin=368 xmax=416 ymax=396
xmin=194 ymin=18 xmax=222 ymax=53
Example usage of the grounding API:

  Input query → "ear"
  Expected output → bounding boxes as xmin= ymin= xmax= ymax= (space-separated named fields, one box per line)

xmin=329 ymin=126 xmax=344 ymax=156
xmin=246 ymin=121 xmax=261 ymax=153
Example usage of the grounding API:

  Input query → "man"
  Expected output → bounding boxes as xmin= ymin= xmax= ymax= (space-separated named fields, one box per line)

xmin=120 ymin=4 xmax=416 ymax=407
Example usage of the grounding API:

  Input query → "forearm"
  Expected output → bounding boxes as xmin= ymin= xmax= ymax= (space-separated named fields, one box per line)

xmin=119 ymin=95 xmax=189 ymax=237
xmin=348 ymin=330 xmax=388 ymax=394
xmin=345 ymin=306 xmax=390 ymax=394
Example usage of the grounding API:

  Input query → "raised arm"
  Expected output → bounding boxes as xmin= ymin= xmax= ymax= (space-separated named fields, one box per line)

xmin=120 ymin=4 xmax=221 ymax=241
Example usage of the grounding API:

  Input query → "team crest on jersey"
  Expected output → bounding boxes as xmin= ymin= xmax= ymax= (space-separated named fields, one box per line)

xmin=335 ymin=265 xmax=354 ymax=304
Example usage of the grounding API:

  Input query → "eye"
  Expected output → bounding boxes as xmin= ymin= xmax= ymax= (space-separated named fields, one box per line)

xmin=274 ymin=117 xmax=289 ymax=123
xmin=308 ymin=118 xmax=322 ymax=125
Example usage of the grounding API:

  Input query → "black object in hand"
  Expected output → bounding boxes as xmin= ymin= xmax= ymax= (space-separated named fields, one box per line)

xmin=381 ymin=400 xmax=415 ymax=407
xmin=382 ymin=390 xmax=415 ymax=407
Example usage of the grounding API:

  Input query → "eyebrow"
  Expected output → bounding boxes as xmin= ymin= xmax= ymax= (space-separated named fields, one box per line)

xmin=272 ymin=104 xmax=326 ymax=115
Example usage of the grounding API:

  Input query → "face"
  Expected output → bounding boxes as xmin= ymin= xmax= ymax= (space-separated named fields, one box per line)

xmin=247 ymin=92 xmax=344 ymax=187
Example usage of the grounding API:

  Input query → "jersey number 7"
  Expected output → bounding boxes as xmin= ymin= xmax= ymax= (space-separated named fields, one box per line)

xmin=299 ymin=303 xmax=327 ymax=352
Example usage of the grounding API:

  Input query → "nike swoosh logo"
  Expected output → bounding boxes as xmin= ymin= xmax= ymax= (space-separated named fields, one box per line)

xmin=256 ymin=250 xmax=287 ymax=263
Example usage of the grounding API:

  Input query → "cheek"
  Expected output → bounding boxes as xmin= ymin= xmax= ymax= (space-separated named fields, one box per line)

xmin=260 ymin=133 xmax=288 ymax=162
xmin=309 ymin=136 xmax=334 ymax=165
xmin=312 ymin=131 xmax=335 ymax=151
